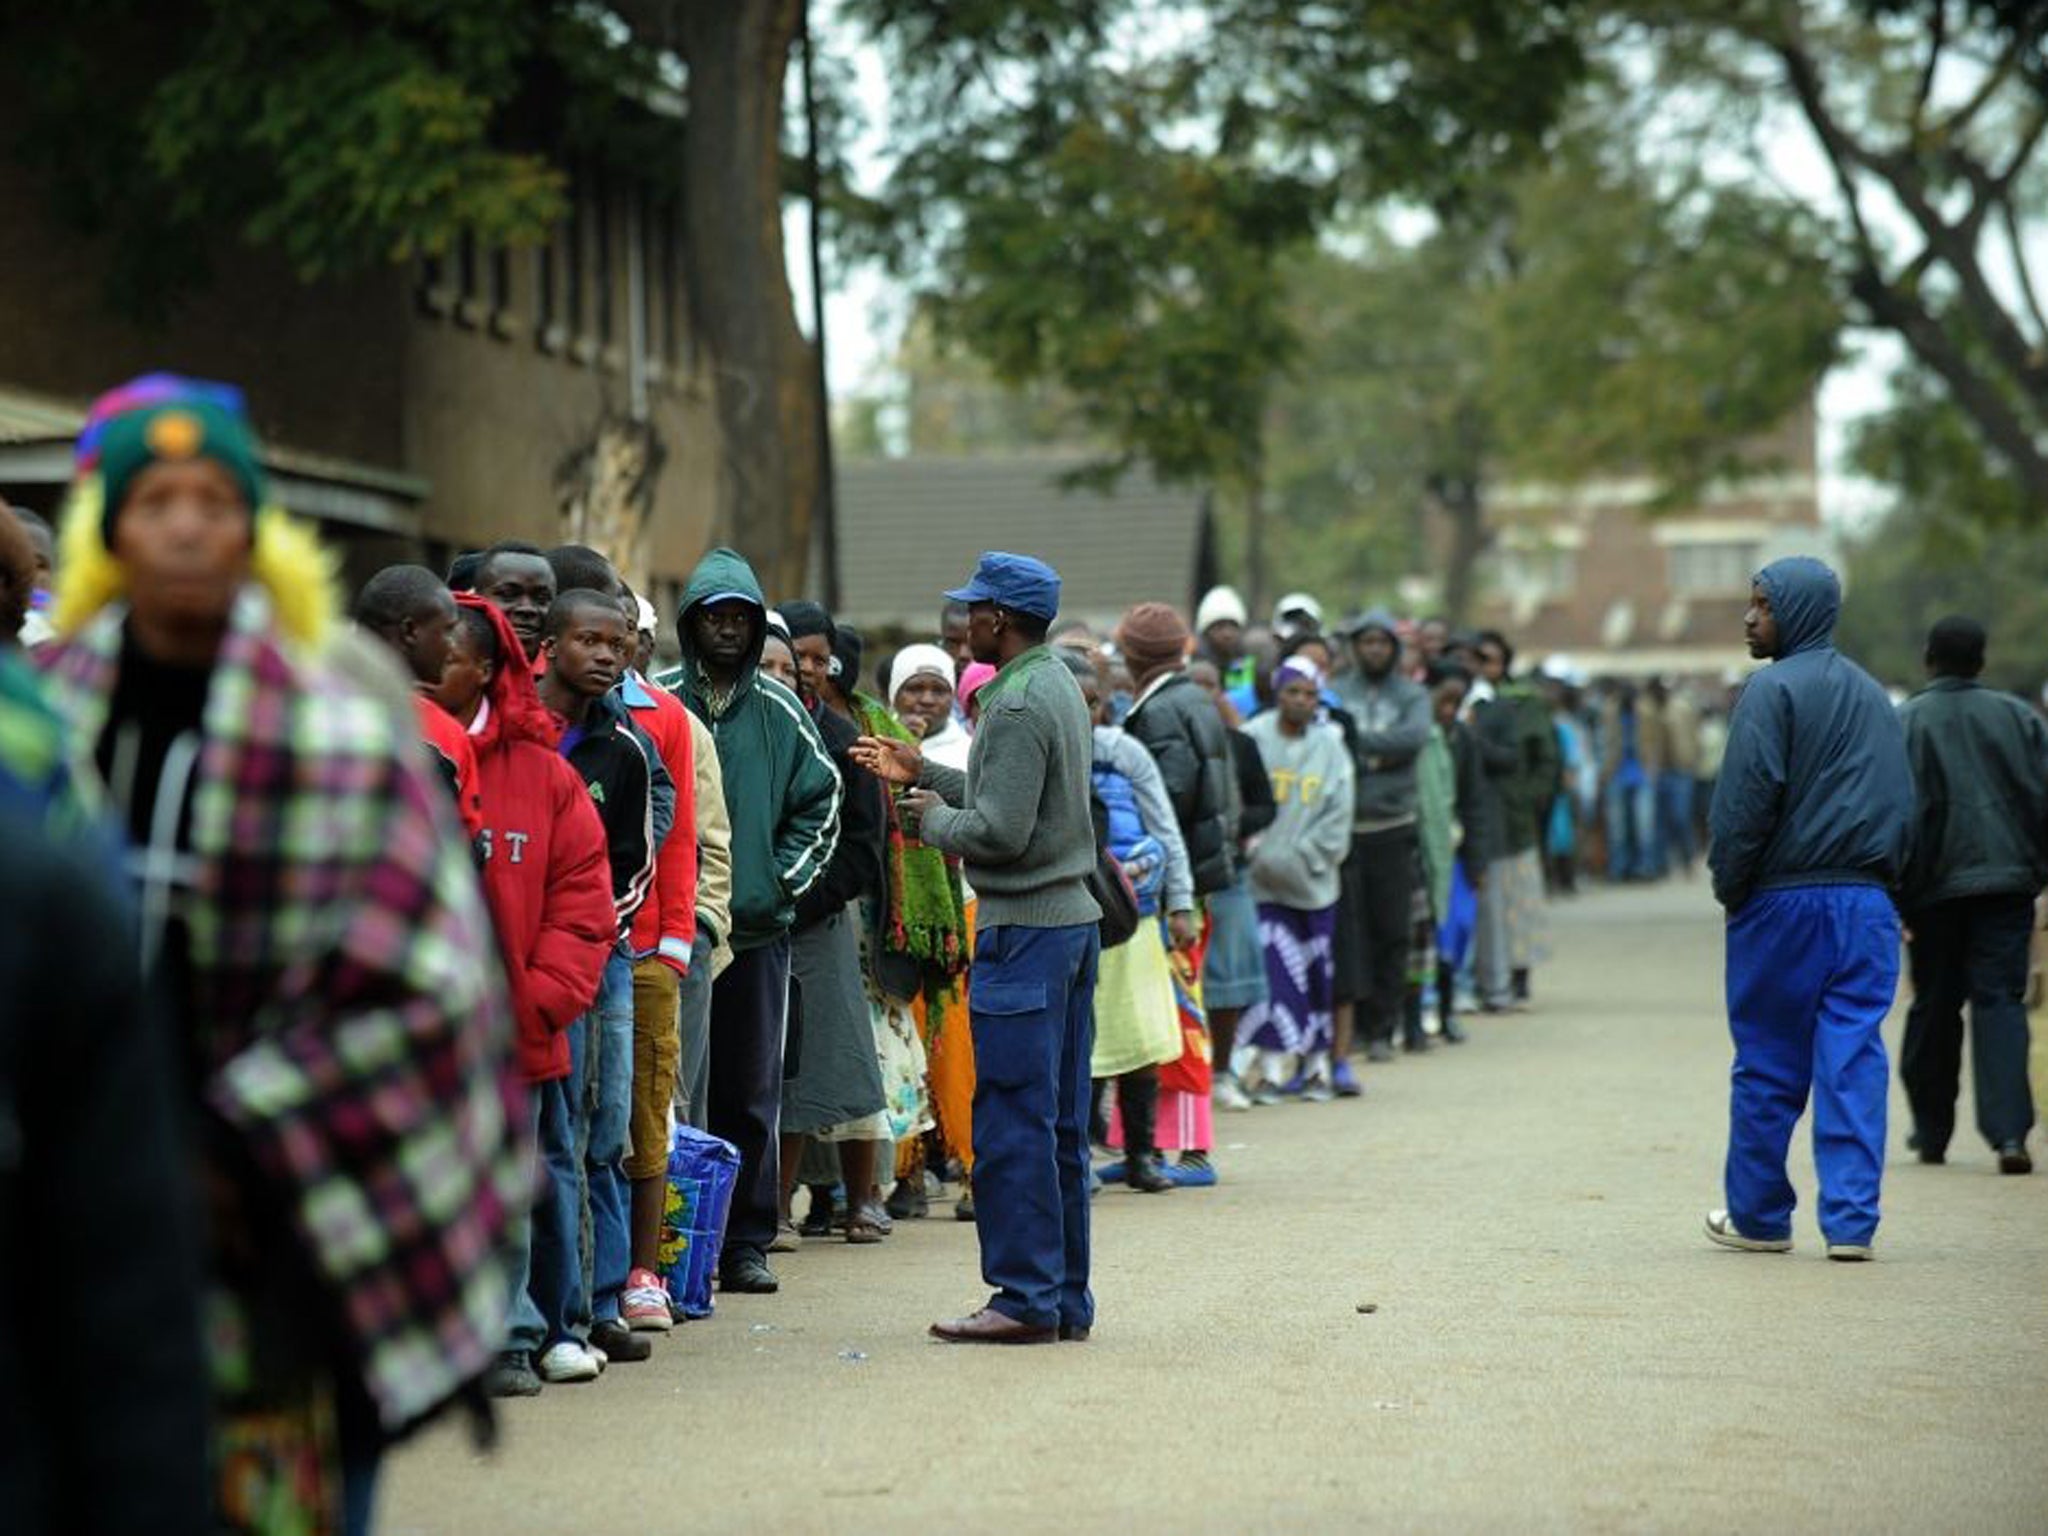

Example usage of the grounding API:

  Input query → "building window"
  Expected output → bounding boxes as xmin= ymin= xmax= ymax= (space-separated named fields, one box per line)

xmin=1495 ymin=545 xmax=1578 ymax=601
xmin=1667 ymin=541 xmax=1759 ymax=596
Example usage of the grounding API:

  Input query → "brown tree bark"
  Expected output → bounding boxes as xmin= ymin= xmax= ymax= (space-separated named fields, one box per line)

xmin=676 ymin=0 xmax=822 ymax=598
xmin=1430 ymin=473 xmax=1490 ymax=626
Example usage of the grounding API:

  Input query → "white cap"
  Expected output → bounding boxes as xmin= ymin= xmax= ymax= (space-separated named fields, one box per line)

xmin=1272 ymin=591 xmax=1324 ymax=634
xmin=636 ymin=596 xmax=658 ymax=635
xmin=1195 ymin=585 xmax=1249 ymax=633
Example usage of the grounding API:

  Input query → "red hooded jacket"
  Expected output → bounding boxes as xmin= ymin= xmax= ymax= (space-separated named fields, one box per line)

xmin=456 ymin=596 xmax=614 ymax=1083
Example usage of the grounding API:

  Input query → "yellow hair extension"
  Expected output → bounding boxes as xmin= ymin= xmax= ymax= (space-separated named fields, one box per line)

xmin=52 ymin=476 xmax=337 ymax=648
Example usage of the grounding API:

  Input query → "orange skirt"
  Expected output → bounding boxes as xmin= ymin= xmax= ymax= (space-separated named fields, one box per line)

xmin=911 ymin=897 xmax=976 ymax=1172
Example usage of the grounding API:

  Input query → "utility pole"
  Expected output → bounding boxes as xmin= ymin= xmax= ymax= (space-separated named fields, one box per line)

xmin=799 ymin=0 xmax=840 ymax=608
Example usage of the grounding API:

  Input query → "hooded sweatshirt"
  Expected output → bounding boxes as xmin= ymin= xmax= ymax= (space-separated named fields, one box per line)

xmin=1332 ymin=609 xmax=1430 ymax=829
xmin=668 ymin=549 xmax=842 ymax=952
xmin=457 ymin=596 xmax=615 ymax=1083
xmin=1707 ymin=557 xmax=1914 ymax=913
xmin=1242 ymin=713 xmax=1355 ymax=910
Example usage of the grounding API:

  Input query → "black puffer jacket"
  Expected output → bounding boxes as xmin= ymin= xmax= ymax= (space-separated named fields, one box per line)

xmin=1123 ymin=672 xmax=1237 ymax=896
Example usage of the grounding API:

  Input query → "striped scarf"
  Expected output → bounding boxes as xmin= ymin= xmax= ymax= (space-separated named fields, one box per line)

xmin=854 ymin=692 xmax=967 ymax=976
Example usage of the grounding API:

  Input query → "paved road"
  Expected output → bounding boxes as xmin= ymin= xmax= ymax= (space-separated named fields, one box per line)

xmin=380 ymin=880 xmax=2048 ymax=1534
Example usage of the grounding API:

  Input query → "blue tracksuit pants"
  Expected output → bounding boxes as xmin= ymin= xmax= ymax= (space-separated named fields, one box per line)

xmin=969 ymin=921 xmax=1100 ymax=1330
xmin=1724 ymin=884 xmax=1900 ymax=1245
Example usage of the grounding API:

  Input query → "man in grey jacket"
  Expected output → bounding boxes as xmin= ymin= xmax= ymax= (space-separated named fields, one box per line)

xmin=855 ymin=552 xmax=1101 ymax=1345
xmin=1897 ymin=616 xmax=2048 ymax=1174
xmin=1333 ymin=610 xmax=1432 ymax=1069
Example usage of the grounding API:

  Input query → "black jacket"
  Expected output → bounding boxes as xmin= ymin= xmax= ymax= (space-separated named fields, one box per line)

xmin=1229 ymin=728 xmax=1276 ymax=865
xmin=1 ymin=817 xmax=210 ymax=1536
xmin=1898 ymin=676 xmax=2048 ymax=910
xmin=1448 ymin=719 xmax=1503 ymax=872
xmin=795 ymin=704 xmax=887 ymax=929
xmin=1123 ymin=672 xmax=1237 ymax=896
xmin=561 ymin=689 xmax=658 ymax=938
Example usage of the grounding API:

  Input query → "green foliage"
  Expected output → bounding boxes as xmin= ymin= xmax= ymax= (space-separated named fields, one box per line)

xmin=842 ymin=0 xmax=1586 ymax=496
xmin=1834 ymin=366 xmax=2047 ymax=691
xmin=1 ymin=0 xmax=673 ymax=316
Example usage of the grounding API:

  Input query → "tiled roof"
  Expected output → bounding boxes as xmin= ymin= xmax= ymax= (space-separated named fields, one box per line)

xmin=834 ymin=455 xmax=1203 ymax=629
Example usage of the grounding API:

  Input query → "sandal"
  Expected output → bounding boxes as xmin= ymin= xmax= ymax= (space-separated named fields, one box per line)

xmin=844 ymin=1210 xmax=887 ymax=1245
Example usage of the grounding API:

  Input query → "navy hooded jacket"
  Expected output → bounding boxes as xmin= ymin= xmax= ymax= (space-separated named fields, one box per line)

xmin=1707 ymin=557 xmax=1914 ymax=913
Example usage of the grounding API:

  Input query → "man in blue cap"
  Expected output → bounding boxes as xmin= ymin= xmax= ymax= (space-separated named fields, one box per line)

xmin=1705 ymin=556 xmax=1913 ymax=1262
xmin=854 ymin=552 xmax=1102 ymax=1343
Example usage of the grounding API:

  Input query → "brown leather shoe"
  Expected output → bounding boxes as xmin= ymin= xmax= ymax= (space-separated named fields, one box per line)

xmin=1058 ymin=1323 xmax=1090 ymax=1342
xmin=928 ymin=1308 xmax=1056 ymax=1345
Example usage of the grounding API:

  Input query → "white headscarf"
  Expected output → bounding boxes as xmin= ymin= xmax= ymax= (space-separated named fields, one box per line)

xmin=888 ymin=643 xmax=956 ymax=707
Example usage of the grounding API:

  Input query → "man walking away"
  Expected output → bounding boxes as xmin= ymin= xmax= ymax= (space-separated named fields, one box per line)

xmin=1897 ymin=616 xmax=2048 ymax=1174
xmin=854 ymin=553 xmax=1100 ymax=1345
xmin=1705 ymin=557 xmax=1913 ymax=1262
xmin=669 ymin=549 xmax=841 ymax=1295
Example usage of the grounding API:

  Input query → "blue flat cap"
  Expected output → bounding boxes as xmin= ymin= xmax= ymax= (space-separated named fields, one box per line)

xmin=945 ymin=551 xmax=1062 ymax=621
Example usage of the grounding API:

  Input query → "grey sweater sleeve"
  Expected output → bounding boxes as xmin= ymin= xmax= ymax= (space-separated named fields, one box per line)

xmin=918 ymin=759 xmax=969 ymax=806
xmin=919 ymin=699 xmax=1046 ymax=866
xmin=1101 ymin=727 xmax=1194 ymax=913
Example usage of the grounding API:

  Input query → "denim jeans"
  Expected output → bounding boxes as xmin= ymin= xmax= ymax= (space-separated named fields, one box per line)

xmin=513 ymin=1074 xmax=584 ymax=1352
xmin=1657 ymin=771 xmax=1696 ymax=871
xmin=570 ymin=949 xmax=636 ymax=1325
xmin=674 ymin=931 xmax=716 ymax=1128
xmin=1604 ymin=778 xmax=1660 ymax=879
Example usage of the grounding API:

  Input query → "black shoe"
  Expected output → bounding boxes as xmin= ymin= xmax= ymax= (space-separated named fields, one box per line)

xmin=885 ymin=1179 xmax=929 ymax=1220
xmin=1907 ymin=1128 xmax=1946 ymax=1165
xmin=484 ymin=1350 xmax=543 ymax=1397
xmin=799 ymin=1188 xmax=837 ymax=1237
xmin=1058 ymin=1323 xmax=1092 ymax=1342
xmin=590 ymin=1318 xmax=653 ymax=1362
xmin=720 ymin=1253 xmax=780 ymax=1293
xmin=955 ymin=1193 xmax=976 ymax=1221
xmin=1998 ymin=1141 xmax=2033 ymax=1175
xmin=1365 ymin=1040 xmax=1396 ymax=1064
xmin=1124 ymin=1152 xmax=1175 ymax=1193
xmin=1402 ymin=1033 xmax=1433 ymax=1054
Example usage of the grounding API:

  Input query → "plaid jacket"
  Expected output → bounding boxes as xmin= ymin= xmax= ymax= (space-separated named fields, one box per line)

xmin=39 ymin=587 xmax=531 ymax=1431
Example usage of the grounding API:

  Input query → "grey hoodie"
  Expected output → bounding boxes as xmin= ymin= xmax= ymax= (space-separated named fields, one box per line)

xmin=1242 ymin=714 xmax=1355 ymax=910
xmin=1332 ymin=609 xmax=1430 ymax=829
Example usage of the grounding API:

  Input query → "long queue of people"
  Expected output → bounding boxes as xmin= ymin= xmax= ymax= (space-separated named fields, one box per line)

xmin=0 ymin=375 xmax=1583 ymax=1535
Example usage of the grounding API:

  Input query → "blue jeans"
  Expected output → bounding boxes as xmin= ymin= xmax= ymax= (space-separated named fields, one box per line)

xmin=1724 ymin=885 xmax=1899 ymax=1245
xmin=969 ymin=922 xmax=1100 ymax=1330
xmin=570 ymin=950 xmax=636 ymax=1325
xmin=513 ymin=1075 xmax=584 ymax=1351
xmin=1657 ymin=772 xmax=1696 ymax=871
xmin=1605 ymin=778 xmax=1660 ymax=879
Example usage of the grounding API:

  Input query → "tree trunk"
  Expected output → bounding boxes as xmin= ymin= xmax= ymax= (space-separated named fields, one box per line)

xmin=678 ymin=1 xmax=821 ymax=597
xmin=1433 ymin=475 xmax=1490 ymax=625
xmin=556 ymin=413 xmax=666 ymax=594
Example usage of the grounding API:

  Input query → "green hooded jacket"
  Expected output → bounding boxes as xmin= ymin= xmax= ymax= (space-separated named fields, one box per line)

xmin=664 ymin=548 xmax=842 ymax=952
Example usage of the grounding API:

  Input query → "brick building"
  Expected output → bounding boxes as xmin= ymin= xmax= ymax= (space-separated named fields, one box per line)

xmin=0 ymin=139 xmax=720 ymax=602
xmin=1470 ymin=408 xmax=1833 ymax=678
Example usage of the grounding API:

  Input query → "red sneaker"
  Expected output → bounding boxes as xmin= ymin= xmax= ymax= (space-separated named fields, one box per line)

xmin=621 ymin=1268 xmax=674 ymax=1332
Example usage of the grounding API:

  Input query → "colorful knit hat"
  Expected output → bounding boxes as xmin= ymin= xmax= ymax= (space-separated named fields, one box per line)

xmin=75 ymin=373 xmax=265 ymax=544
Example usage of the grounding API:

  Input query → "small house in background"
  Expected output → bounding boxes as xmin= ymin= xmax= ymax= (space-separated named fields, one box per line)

xmin=835 ymin=455 xmax=1209 ymax=636
xmin=1470 ymin=406 xmax=1833 ymax=679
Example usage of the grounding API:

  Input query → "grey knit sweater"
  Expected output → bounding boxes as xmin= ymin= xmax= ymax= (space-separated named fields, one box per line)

xmin=917 ymin=646 xmax=1102 ymax=930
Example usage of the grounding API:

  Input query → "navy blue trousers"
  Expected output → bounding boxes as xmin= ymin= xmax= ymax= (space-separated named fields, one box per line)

xmin=708 ymin=937 xmax=792 ymax=1264
xmin=969 ymin=922 xmax=1100 ymax=1329
xmin=1724 ymin=885 xmax=1900 ymax=1245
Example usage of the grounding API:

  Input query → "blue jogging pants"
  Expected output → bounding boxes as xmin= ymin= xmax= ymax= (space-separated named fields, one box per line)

xmin=1724 ymin=884 xmax=1900 ymax=1246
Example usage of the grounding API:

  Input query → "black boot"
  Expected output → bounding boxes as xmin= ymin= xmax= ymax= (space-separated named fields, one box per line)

xmin=1511 ymin=967 xmax=1531 ymax=1004
xmin=1119 ymin=1070 xmax=1173 ymax=1193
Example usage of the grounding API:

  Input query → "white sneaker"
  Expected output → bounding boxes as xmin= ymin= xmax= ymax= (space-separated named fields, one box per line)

xmin=537 ymin=1341 xmax=603 ymax=1383
xmin=1825 ymin=1242 xmax=1873 ymax=1262
xmin=1703 ymin=1209 xmax=1792 ymax=1253
xmin=1212 ymin=1075 xmax=1252 ymax=1113
xmin=1299 ymin=1075 xmax=1336 ymax=1104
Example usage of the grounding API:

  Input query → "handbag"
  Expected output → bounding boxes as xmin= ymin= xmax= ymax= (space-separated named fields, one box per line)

xmin=1087 ymin=845 xmax=1141 ymax=949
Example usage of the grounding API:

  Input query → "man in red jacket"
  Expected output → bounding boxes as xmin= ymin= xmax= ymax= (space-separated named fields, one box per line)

xmin=352 ymin=564 xmax=485 ymax=841
xmin=443 ymin=597 xmax=617 ymax=1395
